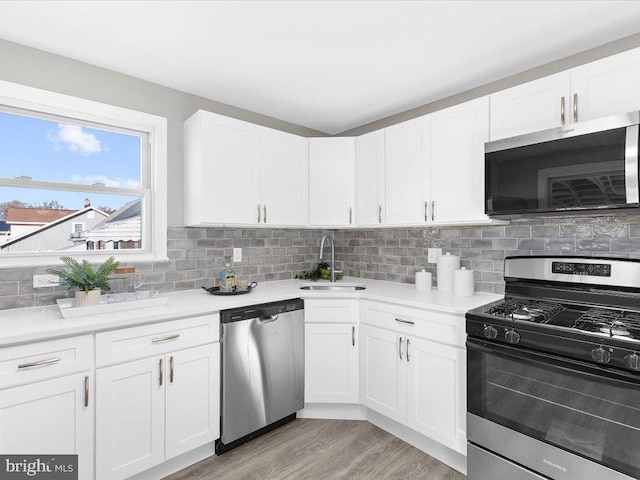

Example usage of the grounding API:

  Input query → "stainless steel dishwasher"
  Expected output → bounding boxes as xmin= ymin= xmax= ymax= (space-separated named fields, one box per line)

xmin=216 ymin=298 xmax=304 ymax=454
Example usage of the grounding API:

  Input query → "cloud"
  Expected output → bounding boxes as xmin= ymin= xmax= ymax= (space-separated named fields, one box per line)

xmin=72 ymin=174 xmax=140 ymax=189
xmin=48 ymin=124 xmax=104 ymax=155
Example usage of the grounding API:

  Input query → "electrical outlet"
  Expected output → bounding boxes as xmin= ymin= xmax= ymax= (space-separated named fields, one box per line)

xmin=33 ymin=274 xmax=60 ymax=288
xmin=233 ymin=248 xmax=242 ymax=263
xmin=427 ymin=248 xmax=442 ymax=264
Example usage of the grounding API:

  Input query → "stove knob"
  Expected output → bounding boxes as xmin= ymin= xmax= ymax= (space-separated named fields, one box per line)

xmin=624 ymin=353 xmax=640 ymax=371
xmin=591 ymin=346 xmax=611 ymax=364
xmin=483 ymin=325 xmax=498 ymax=340
xmin=505 ymin=329 xmax=521 ymax=344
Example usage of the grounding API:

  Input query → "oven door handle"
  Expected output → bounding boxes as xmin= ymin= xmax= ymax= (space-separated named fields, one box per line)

xmin=466 ymin=337 xmax=640 ymax=385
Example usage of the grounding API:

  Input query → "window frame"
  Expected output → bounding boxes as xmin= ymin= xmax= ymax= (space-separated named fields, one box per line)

xmin=0 ymin=80 xmax=167 ymax=267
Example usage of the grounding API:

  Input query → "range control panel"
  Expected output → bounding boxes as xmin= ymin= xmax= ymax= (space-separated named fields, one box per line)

xmin=552 ymin=261 xmax=612 ymax=277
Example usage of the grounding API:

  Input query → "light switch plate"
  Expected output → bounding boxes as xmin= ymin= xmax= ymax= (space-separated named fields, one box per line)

xmin=33 ymin=274 xmax=60 ymax=288
xmin=427 ymin=248 xmax=442 ymax=264
xmin=233 ymin=248 xmax=242 ymax=263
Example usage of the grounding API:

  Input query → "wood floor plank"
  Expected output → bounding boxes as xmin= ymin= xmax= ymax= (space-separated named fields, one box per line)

xmin=164 ymin=419 xmax=466 ymax=480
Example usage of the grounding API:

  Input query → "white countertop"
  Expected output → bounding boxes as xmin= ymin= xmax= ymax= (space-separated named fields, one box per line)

xmin=0 ymin=278 xmax=501 ymax=347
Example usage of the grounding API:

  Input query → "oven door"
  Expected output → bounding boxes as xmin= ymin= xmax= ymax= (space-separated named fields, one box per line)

xmin=467 ymin=338 xmax=640 ymax=480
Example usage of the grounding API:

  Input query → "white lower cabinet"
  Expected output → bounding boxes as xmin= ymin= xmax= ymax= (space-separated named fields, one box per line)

xmin=305 ymin=323 xmax=358 ymax=404
xmin=304 ymin=299 xmax=359 ymax=404
xmin=96 ymin=343 xmax=219 ymax=480
xmin=0 ymin=372 xmax=94 ymax=479
xmin=360 ymin=324 xmax=466 ymax=454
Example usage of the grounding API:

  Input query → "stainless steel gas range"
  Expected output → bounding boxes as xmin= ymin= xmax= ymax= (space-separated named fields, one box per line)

xmin=466 ymin=256 xmax=640 ymax=480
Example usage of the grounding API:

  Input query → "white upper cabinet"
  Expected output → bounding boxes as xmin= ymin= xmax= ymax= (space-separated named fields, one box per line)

xmin=355 ymin=130 xmax=385 ymax=226
xmin=385 ymin=116 xmax=430 ymax=225
xmin=430 ymin=97 xmax=489 ymax=223
xmin=490 ymin=73 xmax=571 ymax=140
xmin=309 ymin=137 xmax=355 ymax=226
xmin=184 ymin=110 xmax=308 ymax=226
xmin=260 ymin=129 xmax=309 ymax=226
xmin=571 ymin=47 xmax=640 ymax=123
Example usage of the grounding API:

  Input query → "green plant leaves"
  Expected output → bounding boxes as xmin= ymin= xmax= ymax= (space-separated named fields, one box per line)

xmin=47 ymin=256 xmax=120 ymax=293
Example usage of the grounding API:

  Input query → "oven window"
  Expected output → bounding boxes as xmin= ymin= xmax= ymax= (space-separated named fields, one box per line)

xmin=468 ymin=343 xmax=640 ymax=478
xmin=485 ymin=127 xmax=632 ymax=214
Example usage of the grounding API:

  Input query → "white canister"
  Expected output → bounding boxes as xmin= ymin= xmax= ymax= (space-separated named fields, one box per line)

xmin=415 ymin=269 xmax=432 ymax=291
xmin=453 ymin=267 xmax=475 ymax=297
xmin=437 ymin=252 xmax=460 ymax=293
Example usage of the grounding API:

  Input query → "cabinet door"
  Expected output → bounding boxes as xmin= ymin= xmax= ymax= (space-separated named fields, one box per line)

xmin=571 ymin=47 xmax=640 ymax=122
xmin=355 ymin=129 xmax=385 ymax=226
xmin=305 ymin=323 xmax=358 ymax=404
xmin=385 ymin=116 xmax=429 ymax=224
xmin=309 ymin=138 xmax=355 ymax=226
xmin=96 ymin=357 xmax=165 ymax=480
xmin=489 ymin=72 xmax=571 ymax=140
xmin=0 ymin=373 xmax=94 ymax=480
xmin=260 ymin=129 xmax=309 ymax=226
xmin=430 ymin=97 xmax=489 ymax=223
xmin=198 ymin=113 xmax=260 ymax=224
xmin=359 ymin=325 xmax=406 ymax=423
xmin=166 ymin=343 xmax=220 ymax=459
xmin=406 ymin=337 xmax=466 ymax=453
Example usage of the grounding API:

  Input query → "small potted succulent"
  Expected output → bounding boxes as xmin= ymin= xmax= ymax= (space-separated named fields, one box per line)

xmin=48 ymin=256 xmax=120 ymax=307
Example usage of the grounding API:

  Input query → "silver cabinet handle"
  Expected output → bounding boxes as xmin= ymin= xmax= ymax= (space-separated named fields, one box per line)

xmin=395 ymin=318 xmax=415 ymax=325
xmin=424 ymin=201 xmax=428 ymax=222
xmin=159 ymin=358 xmax=164 ymax=386
xmin=17 ymin=357 xmax=61 ymax=369
xmin=349 ymin=207 xmax=353 ymax=225
xmin=406 ymin=338 xmax=411 ymax=362
xmin=431 ymin=200 xmax=435 ymax=221
xmin=170 ymin=356 xmax=175 ymax=384
xmin=352 ymin=326 xmax=355 ymax=347
xmin=84 ymin=375 xmax=89 ymax=407
xmin=399 ymin=336 xmax=404 ymax=360
xmin=257 ymin=204 xmax=261 ymax=223
xmin=152 ymin=334 xmax=180 ymax=344
xmin=560 ymin=96 xmax=566 ymax=125
xmin=378 ymin=205 xmax=382 ymax=224
xmin=263 ymin=205 xmax=267 ymax=224
xmin=573 ymin=93 xmax=578 ymax=122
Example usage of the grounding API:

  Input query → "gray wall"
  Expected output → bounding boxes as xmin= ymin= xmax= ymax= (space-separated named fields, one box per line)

xmin=1 ymin=218 xmax=639 ymax=310
xmin=0 ymin=39 xmax=326 ymax=227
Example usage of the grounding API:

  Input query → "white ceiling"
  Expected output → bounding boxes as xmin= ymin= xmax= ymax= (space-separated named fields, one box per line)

xmin=2 ymin=1 xmax=640 ymax=134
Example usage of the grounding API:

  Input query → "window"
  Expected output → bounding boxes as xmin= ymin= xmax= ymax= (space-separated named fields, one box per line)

xmin=0 ymin=80 xmax=167 ymax=266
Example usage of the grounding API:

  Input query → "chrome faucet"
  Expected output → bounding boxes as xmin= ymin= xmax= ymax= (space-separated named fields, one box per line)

xmin=319 ymin=234 xmax=337 ymax=282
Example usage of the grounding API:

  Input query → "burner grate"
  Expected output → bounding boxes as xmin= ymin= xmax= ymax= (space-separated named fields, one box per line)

xmin=573 ymin=309 xmax=640 ymax=339
xmin=487 ymin=299 xmax=565 ymax=323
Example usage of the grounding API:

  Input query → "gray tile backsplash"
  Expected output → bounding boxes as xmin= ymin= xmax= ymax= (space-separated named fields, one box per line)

xmin=1 ymin=216 xmax=639 ymax=310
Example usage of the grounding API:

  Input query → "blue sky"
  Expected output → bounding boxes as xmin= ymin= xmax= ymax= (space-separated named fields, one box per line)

xmin=0 ymin=111 xmax=141 ymax=210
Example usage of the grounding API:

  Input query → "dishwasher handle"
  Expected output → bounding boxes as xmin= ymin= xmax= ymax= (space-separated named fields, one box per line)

xmin=257 ymin=314 xmax=279 ymax=324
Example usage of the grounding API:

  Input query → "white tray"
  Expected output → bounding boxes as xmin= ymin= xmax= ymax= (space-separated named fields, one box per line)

xmin=56 ymin=295 xmax=168 ymax=319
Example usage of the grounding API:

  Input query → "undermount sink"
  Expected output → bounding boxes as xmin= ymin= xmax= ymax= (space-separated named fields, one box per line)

xmin=300 ymin=284 xmax=366 ymax=291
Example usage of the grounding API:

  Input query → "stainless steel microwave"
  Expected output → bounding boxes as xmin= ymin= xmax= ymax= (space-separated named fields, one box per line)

xmin=485 ymin=112 xmax=640 ymax=218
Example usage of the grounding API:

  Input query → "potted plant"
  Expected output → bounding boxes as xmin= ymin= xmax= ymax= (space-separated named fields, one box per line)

xmin=48 ymin=256 xmax=120 ymax=307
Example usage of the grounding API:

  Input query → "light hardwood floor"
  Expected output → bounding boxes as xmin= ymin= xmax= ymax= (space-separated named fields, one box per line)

xmin=165 ymin=419 xmax=466 ymax=480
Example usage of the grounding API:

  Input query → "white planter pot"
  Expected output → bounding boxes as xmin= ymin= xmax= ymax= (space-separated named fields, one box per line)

xmin=75 ymin=289 xmax=101 ymax=308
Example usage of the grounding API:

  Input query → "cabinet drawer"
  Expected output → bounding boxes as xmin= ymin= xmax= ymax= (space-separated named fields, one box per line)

xmin=0 ymin=335 xmax=93 ymax=389
xmin=360 ymin=300 xmax=465 ymax=348
xmin=96 ymin=314 xmax=219 ymax=367
xmin=304 ymin=299 xmax=359 ymax=324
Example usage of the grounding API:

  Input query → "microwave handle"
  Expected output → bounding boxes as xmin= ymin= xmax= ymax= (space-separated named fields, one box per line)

xmin=625 ymin=125 xmax=639 ymax=204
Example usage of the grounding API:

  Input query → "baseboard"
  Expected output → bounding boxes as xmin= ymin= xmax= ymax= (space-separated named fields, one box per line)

xmin=127 ymin=442 xmax=216 ymax=480
xmin=366 ymin=409 xmax=467 ymax=476
xmin=298 ymin=403 xmax=367 ymax=420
